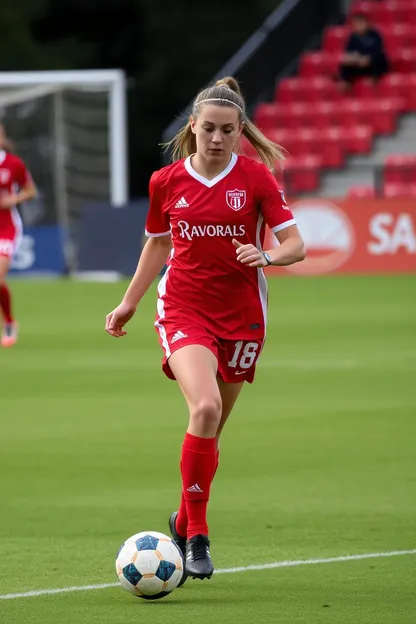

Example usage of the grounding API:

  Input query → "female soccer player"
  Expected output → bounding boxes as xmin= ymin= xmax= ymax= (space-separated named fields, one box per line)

xmin=106 ymin=77 xmax=305 ymax=581
xmin=0 ymin=124 xmax=37 ymax=347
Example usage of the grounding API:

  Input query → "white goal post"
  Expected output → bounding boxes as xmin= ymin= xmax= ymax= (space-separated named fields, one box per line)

xmin=0 ymin=69 xmax=128 ymax=207
xmin=0 ymin=69 xmax=128 ymax=273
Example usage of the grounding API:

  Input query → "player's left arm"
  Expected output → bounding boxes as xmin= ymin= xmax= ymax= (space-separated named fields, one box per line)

xmin=234 ymin=168 xmax=305 ymax=268
xmin=0 ymin=160 xmax=37 ymax=209
xmin=265 ymin=223 xmax=305 ymax=266
xmin=233 ymin=223 xmax=305 ymax=267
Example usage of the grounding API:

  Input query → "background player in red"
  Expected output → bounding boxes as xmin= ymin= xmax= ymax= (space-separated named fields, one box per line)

xmin=0 ymin=124 xmax=37 ymax=347
xmin=106 ymin=77 xmax=305 ymax=581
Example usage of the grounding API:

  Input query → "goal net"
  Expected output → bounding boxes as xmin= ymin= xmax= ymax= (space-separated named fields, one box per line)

xmin=0 ymin=70 xmax=128 ymax=270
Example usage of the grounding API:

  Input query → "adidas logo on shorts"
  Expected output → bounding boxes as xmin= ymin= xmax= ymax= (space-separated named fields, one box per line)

xmin=171 ymin=330 xmax=188 ymax=344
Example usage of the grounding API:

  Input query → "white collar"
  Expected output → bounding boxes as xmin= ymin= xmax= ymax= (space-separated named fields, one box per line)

xmin=0 ymin=150 xmax=6 ymax=165
xmin=184 ymin=153 xmax=238 ymax=188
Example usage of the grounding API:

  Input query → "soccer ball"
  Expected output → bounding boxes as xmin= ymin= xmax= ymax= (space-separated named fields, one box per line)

xmin=116 ymin=531 xmax=184 ymax=600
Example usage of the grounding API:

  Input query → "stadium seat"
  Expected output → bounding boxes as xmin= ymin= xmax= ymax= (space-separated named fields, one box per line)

xmin=312 ymin=101 xmax=344 ymax=128
xmin=299 ymin=51 xmax=341 ymax=78
xmin=253 ymin=1 xmax=416 ymax=196
xmin=340 ymin=98 xmax=403 ymax=134
xmin=383 ymin=182 xmax=416 ymax=198
xmin=275 ymin=78 xmax=308 ymax=103
xmin=384 ymin=154 xmax=416 ymax=184
xmin=254 ymin=103 xmax=281 ymax=130
xmin=275 ymin=77 xmax=339 ymax=103
xmin=279 ymin=102 xmax=317 ymax=128
xmin=391 ymin=48 xmax=416 ymax=73
xmin=289 ymin=127 xmax=346 ymax=167
xmin=347 ymin=185 xmax=376 ymax=199
xmin=323 ymin=26 xmax=349 ymax=53
xmin=343 ymin=124 xmax=374 ymax=154
xmin=390 ymin=24 xmax=416 ymax=49
xmin=283 ymin=155 xmax=323 ymax=193
xmin=380 ymin=73 xmax=416 ymax=112
xmin=307 ymin=77 xmax=342 ymax=101
xmin=349 ymin=1 xmax=409 ymax=25
xmin=352 ymin=78 xmax=378 ymax=99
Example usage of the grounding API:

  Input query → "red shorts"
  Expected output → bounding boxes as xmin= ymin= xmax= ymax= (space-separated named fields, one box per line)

xmin=156 ymin=320 xmax=264 ymax=384
xmin=0 ymin=213 xmax=22 ymax=259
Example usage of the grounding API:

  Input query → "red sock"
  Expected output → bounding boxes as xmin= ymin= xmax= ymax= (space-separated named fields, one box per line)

xmin=181 ymin=433 xmax=217 ymax=539
xmin=176 ymin=449 xmax=220 ymax=538
xmin=0 ymin=284 xmax=13 ymax=323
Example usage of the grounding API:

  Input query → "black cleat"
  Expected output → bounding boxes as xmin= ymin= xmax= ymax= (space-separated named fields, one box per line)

xmin=185 ymin=534 xmax=214 ymax=580
xmin=168 ymin=512 xmax=188 ymax=587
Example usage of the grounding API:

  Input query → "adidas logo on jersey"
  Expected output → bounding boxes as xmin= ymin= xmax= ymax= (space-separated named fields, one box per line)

xmin=175 ymin=196 xmax=189 ymax=208
xmin=187 ymin=483 xmax=203 ymax=493
xmin=171 ymin=330 xmax=188 ymax=344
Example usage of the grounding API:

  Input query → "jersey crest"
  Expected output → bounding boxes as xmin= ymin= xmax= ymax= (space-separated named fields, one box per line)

xmin=0 ymin=169 xmax=11 ymax=185
xmin=226 ymin=189 xmax=246 ymax=211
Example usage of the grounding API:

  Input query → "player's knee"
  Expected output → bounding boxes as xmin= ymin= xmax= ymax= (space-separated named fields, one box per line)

xmin=191 ymin=396 xmax=222 ymax=434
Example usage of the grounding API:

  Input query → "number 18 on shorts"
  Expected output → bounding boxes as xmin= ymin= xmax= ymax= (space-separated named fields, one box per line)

xmin=160 ymin=324 xmax=264 ymax=384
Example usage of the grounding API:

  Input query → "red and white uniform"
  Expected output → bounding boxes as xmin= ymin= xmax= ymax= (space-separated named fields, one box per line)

xmin=145 ymin=153 xmax=296 ymax=383
xmin=0 ymin=150 xmax=31 ymax=259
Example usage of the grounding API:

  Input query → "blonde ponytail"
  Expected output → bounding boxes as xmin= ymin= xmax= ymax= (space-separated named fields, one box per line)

xmin=240 ymin=120 xmax=285 ymax=171
xmin=164 ymin=120 xmax=196 ymax=162
xmin=163 ymin=76 xmax=285 ymax=171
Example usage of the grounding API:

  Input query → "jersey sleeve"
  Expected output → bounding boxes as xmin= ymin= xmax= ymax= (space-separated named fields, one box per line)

xmin=256 ymin=166 xmax=296 ymax=233
xmin=14 ymin=157 xmax=32 ymax=187
xmin=145 ymin=171 xmax=171 ymax=238
xmin=257 ymin=166 xmax=296 ymax=233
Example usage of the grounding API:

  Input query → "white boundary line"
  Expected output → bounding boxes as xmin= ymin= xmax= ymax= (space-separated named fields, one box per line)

xmin=1 ymin=549 xmax=415 ymax=600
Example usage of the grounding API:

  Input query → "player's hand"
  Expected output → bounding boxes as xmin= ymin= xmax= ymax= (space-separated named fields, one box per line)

xmin=0 ymin=194 xmax=19 ymax=209
xmin=232 ymin=239 xmax=267 ymax=268
xmin=105 ymin=302 xmax=137 ymax=338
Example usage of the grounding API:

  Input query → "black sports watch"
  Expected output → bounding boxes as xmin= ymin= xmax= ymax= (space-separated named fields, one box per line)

xmin=262 ymin=252 xmax=272 ymax=266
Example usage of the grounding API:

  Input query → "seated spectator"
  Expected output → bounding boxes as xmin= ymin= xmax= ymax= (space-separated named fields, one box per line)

xmin=339 ymin=13 xmax=389 ymax=91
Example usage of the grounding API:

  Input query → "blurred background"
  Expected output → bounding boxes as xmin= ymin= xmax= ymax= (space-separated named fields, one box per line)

xmin=2 ymin=0 xmax=415 ymax=277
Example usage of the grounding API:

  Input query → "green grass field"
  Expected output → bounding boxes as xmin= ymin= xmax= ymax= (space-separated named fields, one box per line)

xmin=1 ymin=275 xmax=415 ymax=623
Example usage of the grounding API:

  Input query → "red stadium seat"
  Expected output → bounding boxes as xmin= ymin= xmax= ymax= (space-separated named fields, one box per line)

xmin=283 ymin=155 xmax=323 ymax=193
xmin=340 ymin=98 xmax=403 ymax=134
xmin=275 ymin=77 xmax=341 ymax=103
xmin=390 ymin=24 xmax=416 ymax=48
xmin=275 ymin=78 xmax=308 ymax=103
xmin=281 ymin=102 xmax=316 ymax=128
xmin=312 ymin=101 xmax=345 ymax=128
xmin=391 ymin=48 xmax=416 ymax=73
xmin=323 ymin=26 xmax=349 ymax=53
xmin=383 ymin=182 xmax=416 ymax=198
xmin=299 ymin=51 xmax=341 ymax=78
xmin=254 ymin=103 xmax=281 ymax=130
xmin=349 ymin=2 xmax=377 ymax=19
xmin=350 ymin=1 xmax=410 ymax=25
xmin=378 ymin=73 xmax=416 ymax=112
xmin=384 ymin=154 xmax=416 ymax=184
xmin=285 ymin=128 xmax=345 ymax=167
xmin=352 ymin=78 xmax=378 ymax=99
xmin=344 ymin=124 xmax=374 ymax=154
xmin=306 ymin=77 xmax=342 ymax=101
xmin=347 ymin=185 xmax=376 ymax=199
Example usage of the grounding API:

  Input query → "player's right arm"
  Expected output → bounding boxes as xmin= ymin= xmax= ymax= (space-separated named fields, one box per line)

xmin=105 ymin=171 xmax=171 ymax=338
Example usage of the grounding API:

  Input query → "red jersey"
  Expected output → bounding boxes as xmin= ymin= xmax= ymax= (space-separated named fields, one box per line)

xmin=145 ymin=153 xmax=295 ymax=341
xmin=0 ymin=150 xmax=31 ymax=235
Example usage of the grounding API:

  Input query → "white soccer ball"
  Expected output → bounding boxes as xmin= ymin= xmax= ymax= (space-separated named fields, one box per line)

xmin=116 ymin=531 xmax=184 ymax=600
